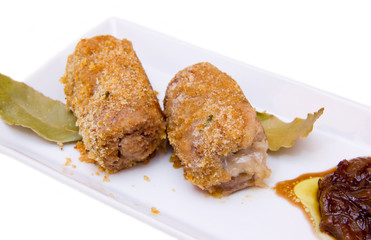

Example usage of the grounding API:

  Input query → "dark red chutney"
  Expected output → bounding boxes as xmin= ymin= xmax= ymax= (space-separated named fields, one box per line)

xmin=318 ymin=157 xmax=371 ymax=240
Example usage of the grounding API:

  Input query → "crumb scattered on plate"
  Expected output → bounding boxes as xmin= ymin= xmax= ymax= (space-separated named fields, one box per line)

xmin=151 ymin=207 xmax=160 ymax=215
xmin=103 ymin=174 xmax=110 ymax=182
xmin=58 ymin=142 xmax=64 ymax=150
xmin=144 ymin=175 xmax=150 ymax=182
xmin=64 ymin=158 xmax=72 ymax=166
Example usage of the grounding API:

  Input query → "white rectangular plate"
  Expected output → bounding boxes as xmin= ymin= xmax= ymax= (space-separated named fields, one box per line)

xmin=1 ymin=18 xmax=370 ymax=240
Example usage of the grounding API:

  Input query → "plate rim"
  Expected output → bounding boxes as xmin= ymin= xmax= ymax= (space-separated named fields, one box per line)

xmin=1 ymin=17 xmax=371 ymax=240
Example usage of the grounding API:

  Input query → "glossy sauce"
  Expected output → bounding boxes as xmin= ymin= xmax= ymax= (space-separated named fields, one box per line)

xmin=275 ymin=157 xmax=371 ymax=240
xmin=275 ymin=168 xmax=337 ymax=240
xmin=275 ymin=168 xmax=335 ymax=226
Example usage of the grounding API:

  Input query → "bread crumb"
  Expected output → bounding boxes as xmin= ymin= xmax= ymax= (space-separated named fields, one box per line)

xmin=151 ymin=207 xmax=160 ymax=215
xmin=75 ymin=141 xmax=95 ymax=163
xmin=65 ymin=158 xmax=72 ymax=166
xmin=131 ymin=184 xmax=135 ymax=188
xmin=171 ymin=188 xmax=176 ymax=192
xmin=91 ymin=172 xmax=94 ymax=176
xmin=58 ymin=142 xmax=64 ymax=150
xmin=169 ymin=153 xmax=182 ymax=169
xmin=103 ymin=174 xmax=110 ymax=182
xmin=144 ymin=175 xmax=150 ymax=182
xmin=154 ymin=90 xmax=159 ymax=96
xmin=95 ymin=171 xmax=100 ymax=176
xmin=72 ymin=164 xmax=76 ymax=169
xmin=109 ymin=193 xmax=114 ymax=198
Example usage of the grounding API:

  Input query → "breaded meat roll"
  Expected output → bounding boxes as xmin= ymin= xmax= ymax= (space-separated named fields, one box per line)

xmin=164 ymin=62 xmax=270 ymax=195
xmin=60 ymin=35 xmax=166 ymax=172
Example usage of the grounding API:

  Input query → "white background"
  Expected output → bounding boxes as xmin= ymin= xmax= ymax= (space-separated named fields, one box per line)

xmin=0 ymin=1 xmax=370 ymax=239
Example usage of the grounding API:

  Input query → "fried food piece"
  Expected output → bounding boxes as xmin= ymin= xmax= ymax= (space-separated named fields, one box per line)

xmin=60 ymin=35 xmax=166 ymax=172
xmin=164 ymin=62 xmax=270 ymax=195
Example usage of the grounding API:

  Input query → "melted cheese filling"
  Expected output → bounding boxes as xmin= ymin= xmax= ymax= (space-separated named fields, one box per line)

xmin=223 ymin=139 xmax=268 ymax=178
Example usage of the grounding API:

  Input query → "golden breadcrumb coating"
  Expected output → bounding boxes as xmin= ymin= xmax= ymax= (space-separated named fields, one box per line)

xmin=164 ymin=62 xmax=270 ymax=195
xmin=60 ymin=35 xmax=166 ymax=172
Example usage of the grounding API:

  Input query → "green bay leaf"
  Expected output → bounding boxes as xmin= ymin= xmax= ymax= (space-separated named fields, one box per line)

xmin=257 ymin=108 xmax=324 ymax=151
xmin=0 ymin=73 xmax=81 ymax=143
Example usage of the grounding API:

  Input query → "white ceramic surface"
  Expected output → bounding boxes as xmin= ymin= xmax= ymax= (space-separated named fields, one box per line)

xmin=0 ymin=18 xmax=370 ymax=240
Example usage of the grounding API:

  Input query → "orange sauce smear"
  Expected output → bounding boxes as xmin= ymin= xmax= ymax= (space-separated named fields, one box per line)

xmin=274 ymin=167 xmax=335 ymax=226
